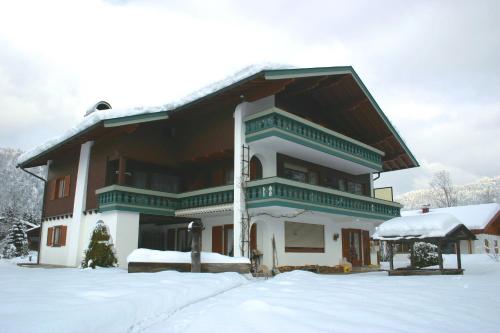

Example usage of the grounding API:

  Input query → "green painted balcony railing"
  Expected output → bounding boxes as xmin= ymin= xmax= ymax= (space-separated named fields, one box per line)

xmin=177 ymin=189 xmax=234 ymax=209
xmin=245 ymin=109 xmax=384 ymax=170
xmin=246 ymin=177 xmax=401 ymax=220
xmin=96 ymin=185 xmax=234 ymax=216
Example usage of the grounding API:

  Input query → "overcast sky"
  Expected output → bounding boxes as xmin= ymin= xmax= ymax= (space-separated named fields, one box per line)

xmin=0 ymin=0 xmax=499 ymax=195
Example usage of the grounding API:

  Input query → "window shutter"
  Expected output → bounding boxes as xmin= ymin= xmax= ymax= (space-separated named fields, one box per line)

xmin=362 ymin=230 xmax=371 ymax=266
xmin=49 ymin=180 xmax=56 ymax=201
xmin=47 ymin=227 xmax=54 ymax=246
xmin=63 ymin=175 xmax=71 ymax=198
xmin=60 ymin=226 xmax=67 ymax=246
xmin=212 ymin=226 xmax=223 ymax=254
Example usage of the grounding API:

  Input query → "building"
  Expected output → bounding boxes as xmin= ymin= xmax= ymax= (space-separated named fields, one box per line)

xmin=401 ymin=203 xmax=500 ymax=254
xmin=17 ymin=65 xmax=418 ymax=269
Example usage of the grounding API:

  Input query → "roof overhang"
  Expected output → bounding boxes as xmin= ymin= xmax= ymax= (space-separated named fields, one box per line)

xmin=18 ymin=66 xmax=418 ymax=171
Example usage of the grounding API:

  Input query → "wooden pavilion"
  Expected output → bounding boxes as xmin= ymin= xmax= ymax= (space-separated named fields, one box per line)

xmin=373 ymin=213 xmax=476 ymax=275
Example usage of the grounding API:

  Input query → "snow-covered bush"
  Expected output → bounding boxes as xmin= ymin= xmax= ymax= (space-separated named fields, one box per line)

xmin=81 ymin=221 xmax=117 ymax=269
xmin=1 ymin=221 xmax=29 ymax=258
xmin=409 ymin=242 xmax=439 ymax=268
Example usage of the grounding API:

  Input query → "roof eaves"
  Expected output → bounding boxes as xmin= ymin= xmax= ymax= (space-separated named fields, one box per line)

xmin=17 ymin=121 xmax=103 ymax=168
xmin=264 ymin=66 xmax=419 ymax=169
xmin=347 ymin=68 xmax=420 ymax=168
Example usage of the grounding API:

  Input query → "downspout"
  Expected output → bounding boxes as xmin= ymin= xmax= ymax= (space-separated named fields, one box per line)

xmin=18 ymin=166 xmax=47 ymax=265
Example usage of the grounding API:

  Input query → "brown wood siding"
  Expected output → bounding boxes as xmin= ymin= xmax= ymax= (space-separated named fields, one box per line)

xmin=175 ymin=109 xmax=234 ymax=162
xmin=85 ymin=111 xmax=234 ymax=210
xmin=484 ymin=212 xmax=500 ymax=236
xmin=43 ymin=152 xmax=79 ymax=218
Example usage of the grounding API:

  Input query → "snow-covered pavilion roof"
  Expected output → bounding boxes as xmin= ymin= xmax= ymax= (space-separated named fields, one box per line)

xmin=372 ymin=213 xmax=475 ymax=241
xmin=401 ymin=203 xmax=499 ymax=230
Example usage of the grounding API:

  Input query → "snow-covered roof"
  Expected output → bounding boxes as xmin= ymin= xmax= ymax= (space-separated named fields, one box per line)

xmin=401 ymin=203 xmax=499 ymax=230
xmin=17 ymin=63 xmax=289 ymax=166
xmin=20 ymin=220 xmax=39 ymax=229
xmin=373 ymin=213 xmax=465 ymax=240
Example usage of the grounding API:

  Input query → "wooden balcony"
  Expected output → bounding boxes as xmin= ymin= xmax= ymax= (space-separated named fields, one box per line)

xmin=246 ymin=177 xmax=401 ymax=220
xmin=97 ymin=179 xmax=400 ymax=220
xmin=245 ymin=108 xmax=384 ymax=172
xmin=96 ymin=184 xmax=233 ymax=217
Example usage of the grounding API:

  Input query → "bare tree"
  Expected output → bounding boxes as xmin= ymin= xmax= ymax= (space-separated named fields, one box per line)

xmin=430 ymin=170 xmax=458 ymax=207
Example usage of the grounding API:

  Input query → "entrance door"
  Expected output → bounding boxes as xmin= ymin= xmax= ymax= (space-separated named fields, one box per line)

xmin=342 ymin=229 xmax=372 ymax=266
xmin=342 ymin=229 xmax=363 ymax=266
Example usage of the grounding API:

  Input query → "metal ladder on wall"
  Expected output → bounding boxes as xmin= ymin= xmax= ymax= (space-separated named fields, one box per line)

xmin=240 ymin=144 xmax=251 ymax=260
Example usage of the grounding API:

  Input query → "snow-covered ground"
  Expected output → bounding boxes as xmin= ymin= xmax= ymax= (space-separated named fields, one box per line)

xmin=1 ymin=254 xmax=499 ymax=333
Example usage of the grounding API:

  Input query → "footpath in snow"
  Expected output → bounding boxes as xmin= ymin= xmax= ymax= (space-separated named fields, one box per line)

xmin=145 ymin=254 xmax=500 ymax=333
xmin=0 ymin=259 xmax=248 ymax=333
xmin=1 ymin=254 xmax=499 ymax=333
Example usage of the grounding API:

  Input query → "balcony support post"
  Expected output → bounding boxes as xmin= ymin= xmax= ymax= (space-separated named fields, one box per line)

xmin=66 ymin=140 xmax=94 ymax=267
xmin=233 ymin=102 xmax=246 ymax=258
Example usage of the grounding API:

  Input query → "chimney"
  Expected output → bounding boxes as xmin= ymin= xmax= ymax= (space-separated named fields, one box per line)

xmin=421 ymin=204 xmax=430 ymax=214
xmin=85 ymin=101 xmax=112 ymax=117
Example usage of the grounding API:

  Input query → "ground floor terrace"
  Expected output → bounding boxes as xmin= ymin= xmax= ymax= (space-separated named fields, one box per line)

xmin=39 ymin=206 xmax=384 ymax=270
xmin=2 ymin=254 xmax=499 ymax=333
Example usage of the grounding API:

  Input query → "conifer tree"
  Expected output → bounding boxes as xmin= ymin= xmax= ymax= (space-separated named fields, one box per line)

xmin=81 ymin=221 xmax=117 ymax=268
xmin=2 ymin=220 xmax=29 ymax=258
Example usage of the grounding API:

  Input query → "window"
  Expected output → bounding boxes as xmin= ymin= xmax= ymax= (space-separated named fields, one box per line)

xmin=46 ymin=225 xmax=67 ymax=247
xmin=284 ymin=163 xmax=307 ymax=183
xmin=250 ymin=156 xmax=263 ymax=180
xmin=176 ymin=228 xmax=191 ymax=252
xmin=308 ymin=171 xmax=319 ymax=185
xmin=212 ymin=225 xmax=234 ymax=256
xmin=284 ymin=221 xmax=325 ymax=253
xmin=50 ymin=176 xmax=70 ymax=200
xmin=347 ymin=182 xmax=364 ymax=195
xmin=484 ymin=239 xmax=490 ymax=253
xmin=338 ymin=179 xmax=346 ymax=191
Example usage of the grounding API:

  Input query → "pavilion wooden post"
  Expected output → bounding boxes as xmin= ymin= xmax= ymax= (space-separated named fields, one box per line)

xmin=190 ymin=220 xmax=204 ymax=273
xmin=389 ymin=242 xmax=394 ymax=271
xmin=118 ymin=157 xmax=127 ymax=185
xmin=437 ymin=241 xmax=444 ymax=270
xmin=456 ymin=240 xmax=462 ymax=270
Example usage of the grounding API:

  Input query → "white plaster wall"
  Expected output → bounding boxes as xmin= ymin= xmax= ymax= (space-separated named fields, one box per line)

xmin=249 ymin=146 xmax=277 ymax=178
xmin=200 ymin=214 xmax=233 ymax=252
xmin=251 ymin=211 xmax=381 ymax=269
xmin=102 ymin=211 xmax=140 ymax=268
xmin=39 ymin=217 xmax=72 ymax=266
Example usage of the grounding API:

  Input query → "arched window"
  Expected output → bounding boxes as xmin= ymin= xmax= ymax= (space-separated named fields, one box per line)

xmin=249 ymin=156 xmax=263 ymax=180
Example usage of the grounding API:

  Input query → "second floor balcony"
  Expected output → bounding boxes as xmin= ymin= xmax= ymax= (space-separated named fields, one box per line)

xmin=245 ymin=108 xmax=384 ymax=174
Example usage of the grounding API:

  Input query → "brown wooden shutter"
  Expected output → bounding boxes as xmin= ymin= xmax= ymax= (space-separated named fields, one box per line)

xmin=362 ymin=230 xmax=371 ymax=266
xmin=212 ymin=226 xmax=223 ymax=254
xmin=60 ymin=226 xmax=68 ymax=246
xmin=48 ymin=180 xmax=56 ymax=201
xmin=63 ymin=175 xmax=71 ymax=198
xmin=47 ymin=227 xmax=54 ymax=246
xmin=341 ymin=229 xmax=349 ymax=261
